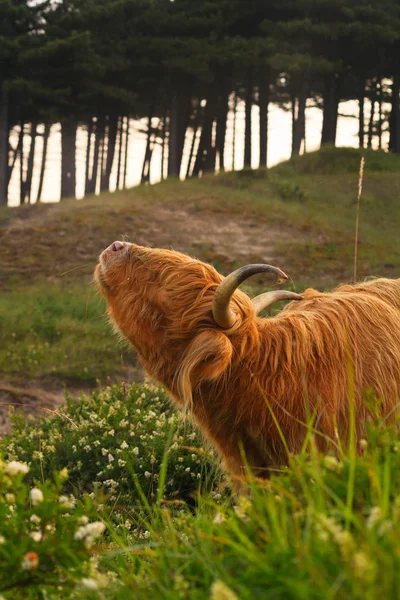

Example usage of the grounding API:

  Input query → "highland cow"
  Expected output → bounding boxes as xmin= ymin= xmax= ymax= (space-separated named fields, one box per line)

xmin=95 ymin=240 xmax=400 ymax=478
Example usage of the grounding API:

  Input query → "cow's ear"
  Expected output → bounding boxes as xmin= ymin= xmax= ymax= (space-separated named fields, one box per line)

xmin=175 ymin=330 xmax=233 ymax=407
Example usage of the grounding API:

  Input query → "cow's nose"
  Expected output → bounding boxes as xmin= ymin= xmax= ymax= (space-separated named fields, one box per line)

xmin=109 ymin=241 xmax=125 ymax=252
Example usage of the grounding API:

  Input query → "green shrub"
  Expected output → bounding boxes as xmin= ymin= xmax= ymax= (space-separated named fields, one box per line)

xmin=0 ymin=460 xmax=106 ymax=598
xmin=3 ymin=382 xmax=220 ymax=511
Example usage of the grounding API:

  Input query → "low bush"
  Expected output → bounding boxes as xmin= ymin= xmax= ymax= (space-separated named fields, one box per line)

xmin=0 ymin=460 xmax=106 ymax=598
xmin=3 ymin=382 xmax=220 ymax=511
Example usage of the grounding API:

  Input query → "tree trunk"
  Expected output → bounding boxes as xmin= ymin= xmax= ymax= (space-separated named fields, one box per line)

xmin=215 ymin=94 xmax=229 ymax=172
xmin=321 ymin=76 xmax=339 ymax=146
xmin=123 ymin=117 xmax=130 ymax=188
xmin=389 ymin=76 xmax=400 ymax=153
xmin=61 ymin=119 xmax=76 ymax=199
xmin=20 ymin=122 xmax=25 ymax=205
xmin=161 ymin=112 xmax=167 ymax=180
xmin=232 ymin=93 xmax=237 ymax=170
xmin=186 ymin=101 xmax=201 ymax=178
xmin=168 ymin=94 xmax=179 ymax=177
xmin=378 ymin=80 xmax=383 ymax=150
xmin=168 ymin=89 xmax=191 ymax=178
xmin=8 ymin=124 xmax=23 ymax=186
xmin=87 ymin=116 xmax=104 ymax=195
xmin=244 ymin=71 xmax=253 ymax=167
xmin=115 ymin=117 xmax=123 ymax=190
xmin=36 ymin=122 xmax=50 ymax=203
xmin=193 ymin=95 xmax=217 ymax=176
xmin=0 ymin=85 xmax=9 ymax=206
xmin=101 ymin=115 xmax=118 ymax=192
xmin=259 ymin=74 xmax=269 ymax=168
xmin=84 ymin=118 xmax=93 ymax=197
xmin=141 ymin=106 xmax=154 ymax=184
xmin=358 ymin=83 xmax=365 ymax=149
xmin=99 ymin=119 xmax=107 ymax=192
xmin=292 ymin=86 xmax=307 ymax=156
xmin=178 ymin=95 xmax=192 ymax=175
xmin=367 ymin=79 xmax=377 ymax=149
xmin=25 ymin=122 xmax=37 ymax=204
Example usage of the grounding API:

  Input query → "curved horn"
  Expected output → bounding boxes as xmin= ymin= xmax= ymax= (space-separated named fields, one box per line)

xmin=252 ymin=290 xmax=303 ymax=315
xmin=212 ymin=264 xmax=288 ymax=329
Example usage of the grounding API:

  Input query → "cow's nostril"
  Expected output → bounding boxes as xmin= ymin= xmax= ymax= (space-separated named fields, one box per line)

xmin=111 ymin=241 xmax=125 ymax=252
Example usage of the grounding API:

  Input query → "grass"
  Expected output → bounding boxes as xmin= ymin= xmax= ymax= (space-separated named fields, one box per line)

xmin=2 ymin=146 xmax=400 ymax=385
xmin=0 ymin=282 xmax=137 ymax=383
xmin=2 ymin=382 xmax=400 ymax=599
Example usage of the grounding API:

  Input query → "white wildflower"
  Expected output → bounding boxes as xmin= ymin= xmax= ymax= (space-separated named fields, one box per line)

xmin=29 ymin=531 xmax=43 ymax=542
xmin=367 ymin=507 xmax=382 ymax=529
xmin=59 ymin=495 xmax=76 ymax=509
xmin=144 ymin=471 xmax=151 ymax=478
xmin=78 ymin=516 xmax=89 ymax=525
xmin=5 ymin=461 xmax=29 ymax=476
xmin=30 ymin=488 xmax=44 ymax=505
xmin=81 ymin=578 xmax=99 ymax=590
xmin=324 ymin=456 xmax=343 ymax=473
xmin=32 ymin=451 xmax=44 ymax=461
xmin=133 ymin=447 xmax=139 ymax=455
xmin=120 ymin=441 xmax=129 ymax=450
xmin=30 ymin=514 xmax=41 ymax=524
xmin=74 ymin=521 xmax=106 ymax=548
xmin=213 ymin=513 xmax=225 ymax=525
xmin=59 ymin=467 xmax=69 ymax=480
xmin=210 ymin=580 xmax=239 ymax=600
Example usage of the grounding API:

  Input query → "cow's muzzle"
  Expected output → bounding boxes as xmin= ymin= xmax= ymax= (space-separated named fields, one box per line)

xmin=100 ymin=240 xmax=131 ymax=266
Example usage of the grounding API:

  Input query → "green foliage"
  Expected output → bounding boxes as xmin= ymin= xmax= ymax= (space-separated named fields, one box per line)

xmin=0 ymin=283 xmax=135 ymax=381
xmin=0 ymin=459 xmax=106 ymax=597
xmin=3 ymin=383 xmax=220 ymax=509
xmin=4 ymin=391 xmax=400 ymax=598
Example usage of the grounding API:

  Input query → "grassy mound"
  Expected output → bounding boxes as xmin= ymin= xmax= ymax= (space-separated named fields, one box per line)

xmin=274 ymin=145 xmax=400 ymax=175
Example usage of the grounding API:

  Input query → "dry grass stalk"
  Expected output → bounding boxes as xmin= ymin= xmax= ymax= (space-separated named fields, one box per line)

xmin=354 ymin=156 xmax=365 ymax=284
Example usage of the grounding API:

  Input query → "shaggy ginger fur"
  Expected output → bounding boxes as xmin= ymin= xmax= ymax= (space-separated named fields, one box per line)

xmin=95 ymin=243 xmax=400 ymax=478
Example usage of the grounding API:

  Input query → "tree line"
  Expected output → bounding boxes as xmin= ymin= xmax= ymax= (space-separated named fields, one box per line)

xmin=2 ymin=0 xmax=400 ymax=206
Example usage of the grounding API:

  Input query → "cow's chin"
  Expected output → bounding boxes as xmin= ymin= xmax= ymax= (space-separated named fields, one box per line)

xmin=94 ymin=263 xmax=112 ymax=294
